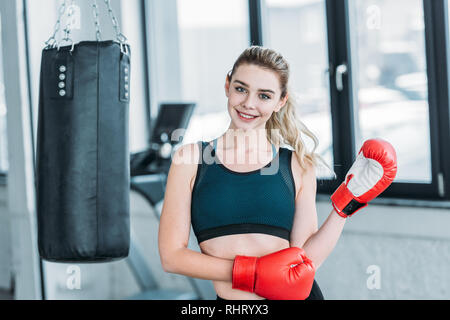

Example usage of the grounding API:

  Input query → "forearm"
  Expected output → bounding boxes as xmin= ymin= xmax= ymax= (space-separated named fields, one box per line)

xmin=161 ymin=247 xmax=234 ymax=281
xmin=302 ymin=208 xmax=346 ymax=269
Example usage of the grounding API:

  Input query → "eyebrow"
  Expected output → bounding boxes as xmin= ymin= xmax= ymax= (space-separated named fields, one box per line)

xmin=233 ymin=80 xmax=276 ymax=94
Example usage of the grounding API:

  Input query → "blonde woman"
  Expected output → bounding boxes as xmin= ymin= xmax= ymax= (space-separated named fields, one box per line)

xmin=158 ymin=46 xmax=396 ymax=300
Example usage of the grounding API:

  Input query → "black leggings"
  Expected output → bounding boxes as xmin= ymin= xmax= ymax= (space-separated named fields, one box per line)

xmin=216 ymin=279 xmax=324 ymax=300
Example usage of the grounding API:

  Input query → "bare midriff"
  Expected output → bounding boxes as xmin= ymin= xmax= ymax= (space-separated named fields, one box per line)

xmin=199 ymin=233 xmax=290 ymax=300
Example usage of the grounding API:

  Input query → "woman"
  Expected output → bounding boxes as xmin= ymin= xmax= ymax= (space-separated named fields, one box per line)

xmin=158 ymin=46 xmax=395 ymax=300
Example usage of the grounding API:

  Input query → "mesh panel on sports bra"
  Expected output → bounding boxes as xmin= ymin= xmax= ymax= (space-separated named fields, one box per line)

xmin=279 ymin=148 xmax=296 ymax=200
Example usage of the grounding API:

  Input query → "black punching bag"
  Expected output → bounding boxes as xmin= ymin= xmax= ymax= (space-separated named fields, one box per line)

xmin=36 ymin=3 xmax=131 ymax=262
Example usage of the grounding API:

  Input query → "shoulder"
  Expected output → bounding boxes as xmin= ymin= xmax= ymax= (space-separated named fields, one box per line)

xmin=169 ymin=142 xmax=203 ymax=190
xmin=172 ymin=142 xmax=202 ymax=166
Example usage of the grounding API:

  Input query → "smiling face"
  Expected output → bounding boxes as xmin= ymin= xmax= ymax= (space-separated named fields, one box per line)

xmin=225 ymin=63 xmax=288 ymax=132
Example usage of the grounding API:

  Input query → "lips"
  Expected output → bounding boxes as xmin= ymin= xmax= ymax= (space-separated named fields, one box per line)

xmin=236 ymin=109 xmax=259 ymax=120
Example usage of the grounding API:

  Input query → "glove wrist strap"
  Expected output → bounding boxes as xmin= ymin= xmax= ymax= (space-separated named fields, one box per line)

xmin=232 ymin=255 xmax=257 ymax=293
xmin=331 ymin=182 xmax=367 ymax=217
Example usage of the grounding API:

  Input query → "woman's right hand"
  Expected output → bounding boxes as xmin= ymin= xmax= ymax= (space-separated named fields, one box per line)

xmin=232 ymin=247 xmax=315 ymax=300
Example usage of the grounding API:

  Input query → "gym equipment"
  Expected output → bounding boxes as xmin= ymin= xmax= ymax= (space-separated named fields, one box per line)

xmin=130 ymin=102 xmax=195 ymax=176
xmin=36 ymin=0 xmax=131 ymax=262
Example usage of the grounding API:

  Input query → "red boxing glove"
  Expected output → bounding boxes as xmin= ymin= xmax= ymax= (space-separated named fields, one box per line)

xmin=232 ymin=247 xmax=315 ymax=300
xmin=331 ymin=138 xmax=397 ymax=218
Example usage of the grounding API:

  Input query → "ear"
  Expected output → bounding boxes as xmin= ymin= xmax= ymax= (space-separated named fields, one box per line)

xmin=225 ymin=74 xmax=231 ymax=98
xmin=275 ymin=93 xmax=289 ymax=112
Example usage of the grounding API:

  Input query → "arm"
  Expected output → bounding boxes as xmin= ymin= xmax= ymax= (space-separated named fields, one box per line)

xmin=289 ymin=160 xmax=345 ymax=269
xmin=301 ymin=208 xmax=346 ymax=269
xmin=158 ymin=143 xmax=233 ymax=281
xmin=290 ymin=139 xmax=397 ymax=269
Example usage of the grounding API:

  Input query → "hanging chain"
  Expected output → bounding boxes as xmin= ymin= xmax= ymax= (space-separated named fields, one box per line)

xmin=46 ymin=0 xmax=128 ymax=51
xmin=103 ymin=0 xmax=128 ymax=44
xmin=60 ymin=0 xmax=75 ymax=49
xmin=92 ymin=0 xmax=102 ymax=41
xmin=92 ymin=0 xmax=127 ymax=44
xmin=45 ymin=0 xmax=68 ymax=48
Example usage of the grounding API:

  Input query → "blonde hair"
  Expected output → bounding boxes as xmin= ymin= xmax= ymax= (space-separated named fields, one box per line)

xmin=228 ymin=46 xmax=332 ymax=175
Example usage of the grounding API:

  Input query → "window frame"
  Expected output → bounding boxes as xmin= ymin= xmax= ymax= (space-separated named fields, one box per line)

xmin=422 ymin=0 xmax=450 ymax=201
xmin=256 ymin=0 xmax=450 ymax=201
xmin=328 ymin=0 xmax=450 ymax=201
xmin=143 ymin=0 xmax=450 ymax=202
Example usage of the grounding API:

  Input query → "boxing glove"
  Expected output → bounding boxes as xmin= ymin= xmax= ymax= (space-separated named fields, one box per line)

xmin=331 ymin=138 xmax=397 ymax=218
xmin=232 ymin=247 xmax=315 ymax=300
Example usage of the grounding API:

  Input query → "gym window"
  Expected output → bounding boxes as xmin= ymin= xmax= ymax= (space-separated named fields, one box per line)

xmin=144 ymin=0 xmax=250 ymax=144
xmin=144 ymin=0 xmax=450 ymax=202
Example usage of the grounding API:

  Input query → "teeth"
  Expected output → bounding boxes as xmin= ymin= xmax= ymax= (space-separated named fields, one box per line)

xmin=239 ymin=111 xmax=256 ymax=119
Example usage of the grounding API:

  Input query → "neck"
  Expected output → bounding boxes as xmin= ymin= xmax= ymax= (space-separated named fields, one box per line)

xmin=219 ymin=128 xmax=272 ymax=153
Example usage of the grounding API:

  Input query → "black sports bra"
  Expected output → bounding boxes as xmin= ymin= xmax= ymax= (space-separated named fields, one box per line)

xmin=190 ymin=139 xmax=297 ymax=243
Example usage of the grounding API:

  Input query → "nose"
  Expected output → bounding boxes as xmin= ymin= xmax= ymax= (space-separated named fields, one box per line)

xmin=242 ymin=93 xmax=258 ymax=110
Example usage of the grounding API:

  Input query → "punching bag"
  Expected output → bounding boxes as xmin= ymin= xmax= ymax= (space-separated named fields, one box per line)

xmin=36 ymin=1 xmax=130 ymax=262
